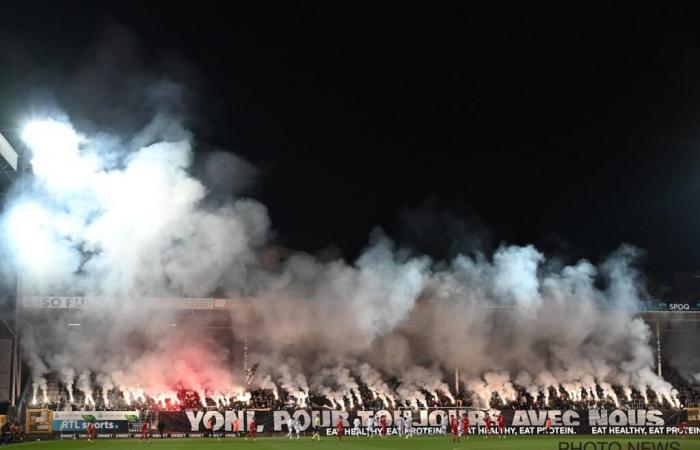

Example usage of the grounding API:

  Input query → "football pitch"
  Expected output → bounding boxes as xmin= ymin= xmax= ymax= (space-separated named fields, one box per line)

xmin=7 ymin=436 xmax=700 ymax=450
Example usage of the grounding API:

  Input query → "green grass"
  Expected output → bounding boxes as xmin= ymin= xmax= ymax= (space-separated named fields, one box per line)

xmin=8 ymin=436 xmax=700 ymax=450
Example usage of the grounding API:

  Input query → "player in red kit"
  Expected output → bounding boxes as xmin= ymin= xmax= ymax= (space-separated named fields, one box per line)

xmin=246 ymin=418 xmax=257 ymax=440
xmin=140 ymin=421 xmax=149 ymax=442
xmin=497 ymin=414 xmax=505 ymax=438
xmin=380 ymin=416 xmax=387 ymax=437
xmin=87 ymin=421 xmax=96 ymax=443
xmin=450 ymin=415 xmax=459 ymax=443
xmin=484 ymin=413 xmax=491 ymax=437
xmin=461 ymin=413 xmax=469 ymax=439
xmin=336 ymin=417 xmax=344 ymax=441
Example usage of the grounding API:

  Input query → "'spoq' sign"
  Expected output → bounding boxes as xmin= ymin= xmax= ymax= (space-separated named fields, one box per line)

xmin=668 ymin=303 xmax=691 ymax=310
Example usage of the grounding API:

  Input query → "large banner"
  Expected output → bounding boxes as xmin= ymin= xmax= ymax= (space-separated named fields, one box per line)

xmin=157 ymin=408 xmax=692 ymax=436
xmin=52 ymin=411 xmax=139 ymax=433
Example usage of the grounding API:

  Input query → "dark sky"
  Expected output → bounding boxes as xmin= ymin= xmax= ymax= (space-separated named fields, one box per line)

xmin=3 ymin=2 xmax=700 ymax=280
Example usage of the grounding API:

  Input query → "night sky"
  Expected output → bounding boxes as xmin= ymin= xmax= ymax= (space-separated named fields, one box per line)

xmin=3 ymin=3 xmax=700 ymax=282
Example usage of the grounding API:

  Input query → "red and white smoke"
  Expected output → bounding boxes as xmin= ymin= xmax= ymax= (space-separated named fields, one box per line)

xmin=6 ymin=117 xmax=680 ymax=410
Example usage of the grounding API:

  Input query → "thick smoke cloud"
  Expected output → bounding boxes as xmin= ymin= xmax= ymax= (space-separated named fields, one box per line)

xmin=6 ymin=119 xmax=267 ymax=298
xmin=0 ymin=27 xmax=687 ymax=410
xmin=2 ymin=112 xmax=682 ymax=409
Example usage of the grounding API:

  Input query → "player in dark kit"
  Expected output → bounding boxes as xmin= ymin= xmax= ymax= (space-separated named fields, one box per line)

xmin=484 ymin=413 xmax=491 ymax=437
xmin=336 ymin=417 xmax=344 ymax=442
xmin=450 ymin=415 xmax=459 ymax=443
xmin=497 ymin=413 xmax=505 ymax=438
xmin=380 ymin=416 xmax=387 ymax=437
xmin=140 ymin=421 xmax=149 ymax=442
xmin=461 ymin=413 xmax=469 ymax=439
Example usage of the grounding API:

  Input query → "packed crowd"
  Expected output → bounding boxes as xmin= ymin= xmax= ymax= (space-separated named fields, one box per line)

xmin=0 ymin=420 xmax=22 ymax=445
xmin=29 ymin=376 xmax=696 ymax=414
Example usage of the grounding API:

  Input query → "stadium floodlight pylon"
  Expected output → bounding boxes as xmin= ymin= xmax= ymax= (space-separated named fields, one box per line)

xmin=0 ymin=131 xmax=22 ymax=410
xmin=0 ymin=132 xmax=18 ymax=172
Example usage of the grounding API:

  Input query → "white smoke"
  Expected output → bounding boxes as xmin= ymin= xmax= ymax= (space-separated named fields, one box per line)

xmin=8 ymin=118 xmax=267 ymax=298
xmin=258 ymin=375 xmax=279 ymax=399
xmin=59 ymin=368 xmax=75 ymax=403
xmin=278 ymin=363 xmax=309 ymax=407
xmin=31 ymin=377 xmax=48 ymax=405
xmin=77 ymin=371 xmax=94 ymax=406
xmin=357 ymin=363 xmax=395 ymax=407
xmin=2 ymin=110 xmax=688 ymax=411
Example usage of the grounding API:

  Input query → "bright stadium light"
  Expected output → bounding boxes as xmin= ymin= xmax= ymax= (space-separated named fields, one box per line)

xmin=0 ymin=131 xmax=18 ymax=171
xmin=21 ymin=119 xmax=93 ymax=189
xmin=21 ymin=119 xmax=82 ymax=152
